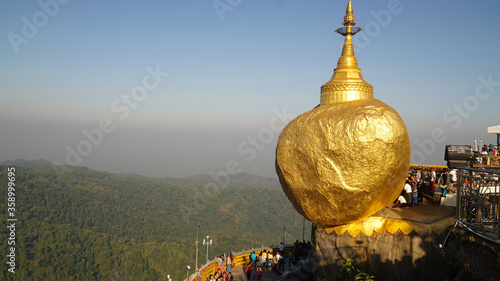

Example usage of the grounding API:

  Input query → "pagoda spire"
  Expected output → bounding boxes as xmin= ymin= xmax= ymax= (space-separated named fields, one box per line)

xmin=320 ymin=0 xmax=373 ymax=105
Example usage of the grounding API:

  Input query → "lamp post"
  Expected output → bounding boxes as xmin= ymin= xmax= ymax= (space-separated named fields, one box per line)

xmin=203 ymin=236 xmax=213 ymax=263
xmin=196 ymin=215 xmax=200 ymax=270
xmin=302 ymin=217 xmax=305 ymax=241
xmin=186 ymin=265 xmax=191 ymax=281
xmin=282 ymin=224 xmax=286 ymax=245
xmin=195 ymin=240 xmax=199 ymax=270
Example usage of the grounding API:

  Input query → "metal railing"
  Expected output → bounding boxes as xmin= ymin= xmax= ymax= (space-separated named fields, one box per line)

xmin=456 ymin=167 xmax=500 ymax=243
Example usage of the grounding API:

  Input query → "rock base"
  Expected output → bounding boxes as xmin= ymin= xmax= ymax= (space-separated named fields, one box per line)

xmin=311 ymin=204 xmax=456 ymax=281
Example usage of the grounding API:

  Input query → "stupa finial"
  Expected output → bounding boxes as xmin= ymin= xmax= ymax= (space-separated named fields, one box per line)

xmin=343 ymin=0 xmax=355 ymax=26
xmin=320 ymin=0 xmax=373 ymax=105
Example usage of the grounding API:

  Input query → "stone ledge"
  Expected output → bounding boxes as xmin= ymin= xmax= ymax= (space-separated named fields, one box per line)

xmin=316 ymin=204 xmax=456 ymax=236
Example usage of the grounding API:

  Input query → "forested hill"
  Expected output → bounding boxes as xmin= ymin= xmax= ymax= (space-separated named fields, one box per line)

xmin=0 ymin=160 xmax=310 ymax=281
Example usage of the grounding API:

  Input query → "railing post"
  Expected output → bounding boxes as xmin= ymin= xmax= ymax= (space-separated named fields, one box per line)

xmin=457 ymin=168 xmax=461 ymax=221
xmin=498 ymin=183 xmax=500 ymax=242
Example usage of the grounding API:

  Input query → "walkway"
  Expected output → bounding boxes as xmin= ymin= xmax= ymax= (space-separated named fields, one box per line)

xmin=231 ymin=262 xmax=299 ymax=281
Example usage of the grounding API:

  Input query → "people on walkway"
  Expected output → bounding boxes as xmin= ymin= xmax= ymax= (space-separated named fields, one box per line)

xmin=272 ymin=252 xmax=281 ymax=275
xmin=251 ymin=258 xmax=257 ymax=279
xmin=278 ymin=251 xmax=285 ymax=273
xmin=266 ymin=251 xmax=273 ymax=270
xmin=250 ymin=251 xmax=256 ymax=262
xmin=245 ymin=262 xmax=252 ymax=280
xmin=204 ymin=240 xmax=329 ymax=281
xmin=256 ymin=266 xmax=263 ymax=281
xmin=213 ymin=269 xmax=225 ymax=281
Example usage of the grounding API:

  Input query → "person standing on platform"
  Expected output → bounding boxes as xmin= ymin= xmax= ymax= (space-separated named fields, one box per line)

xmin=288 ymin=249 xmax=294 ymax=268
xmin=411 ymin=177 xmax=418 ymax=205
xmin=433 ymin=173 xmax=444 ymax=205
xmin=415 ymin=169 xmax=421 ymax=184
xmin=430 ymin=168 xmax=437 ymax=192
xmin=217 ymin=256 xmax=223 ymax=271
xmin=404 ymin=180 xmax=412 ymax=206
xmin=418 ymin=169 xmax=425 ymax=202
xmin=278 ymin=251 xmax=285 ymax=272
xmin=450 ymin=169 xmax=457 ymax=186
xmin=445 ymin=169 xmax=451 ymax=185
xmin=226 ymin=254 xmax=232 ymax=272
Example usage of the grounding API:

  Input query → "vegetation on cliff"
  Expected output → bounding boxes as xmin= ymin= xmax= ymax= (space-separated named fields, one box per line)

xmin=0 ymin=161 xmax=310 ymax=280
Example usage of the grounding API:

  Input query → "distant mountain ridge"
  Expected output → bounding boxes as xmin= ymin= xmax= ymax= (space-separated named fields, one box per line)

xmin=1 ymin=159 xmax=71 ymax=171
xmin=0 ymin=159 xmax=281 ymax=189
xmin=162 ymin=172 xmax=280 ymax=189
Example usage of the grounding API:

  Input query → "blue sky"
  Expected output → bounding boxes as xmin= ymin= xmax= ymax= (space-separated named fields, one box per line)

xmin=1 ymin=0 xmax=499 ymax=178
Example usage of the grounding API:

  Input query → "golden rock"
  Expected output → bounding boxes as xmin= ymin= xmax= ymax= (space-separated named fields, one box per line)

xmin=276 ymin=99 xmax=410 ymax=226
xmin=275 ymin=0 xmax=411 ymax=226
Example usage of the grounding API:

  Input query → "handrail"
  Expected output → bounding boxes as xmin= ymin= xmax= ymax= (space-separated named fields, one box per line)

xmin=456 ymin=167 xmax=500 ymax=244
xmin=184 ymin=245 xmax=296 ymax=281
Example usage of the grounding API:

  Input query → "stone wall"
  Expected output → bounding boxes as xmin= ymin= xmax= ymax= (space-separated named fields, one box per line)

xmin=312 ymin=225 xmax=448 ymax=281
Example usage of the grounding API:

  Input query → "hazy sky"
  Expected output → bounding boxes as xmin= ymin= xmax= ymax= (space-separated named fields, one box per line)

xmin=1 ymin=0 xmax=499 ymax=178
